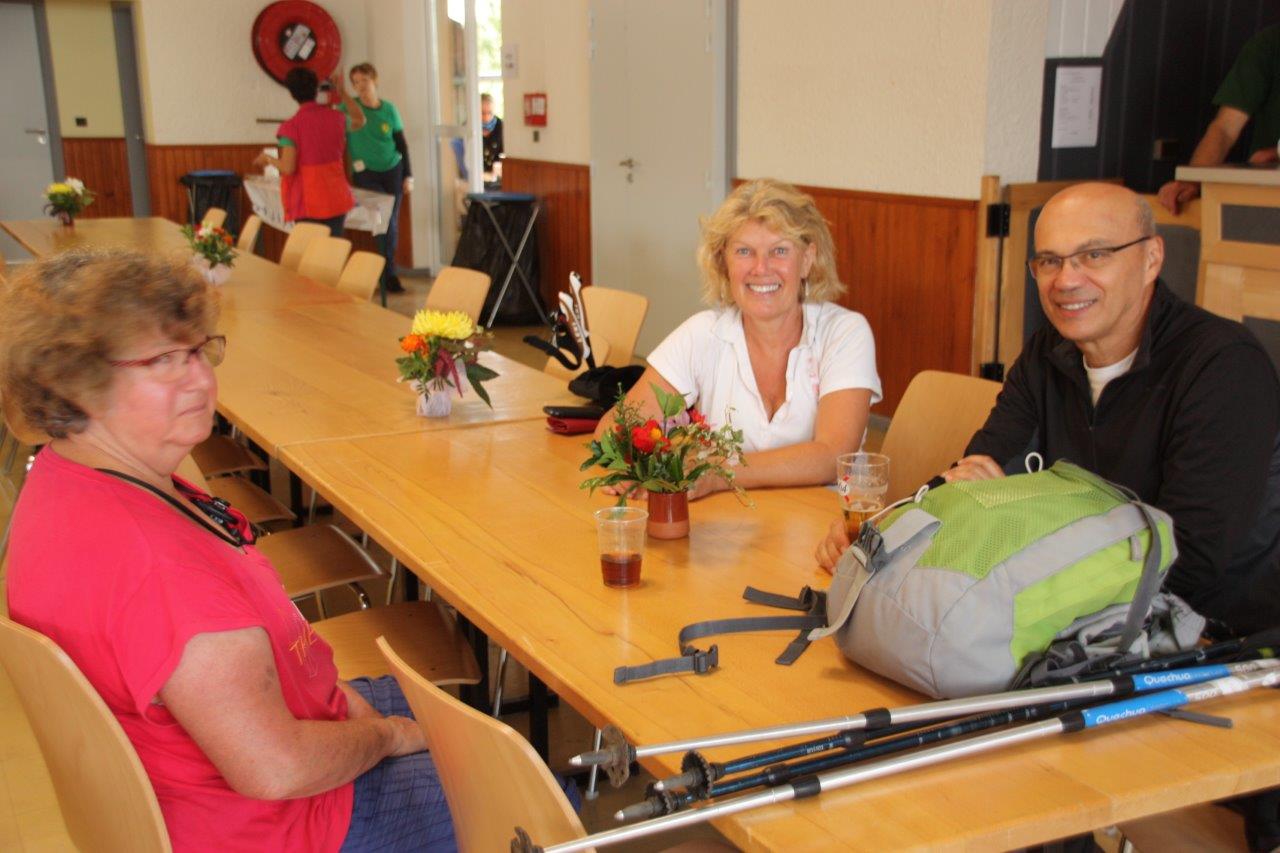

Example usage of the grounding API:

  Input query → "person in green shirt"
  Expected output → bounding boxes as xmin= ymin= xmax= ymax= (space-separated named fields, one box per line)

xmin=1158 ymin=25 xmax=1280 ymax=214
xmin=341 ymin=62 xmax=413 ymax=296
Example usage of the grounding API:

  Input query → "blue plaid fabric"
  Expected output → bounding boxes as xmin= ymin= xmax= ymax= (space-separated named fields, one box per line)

xmin=340 ymin=676 xmax=457 ymax=853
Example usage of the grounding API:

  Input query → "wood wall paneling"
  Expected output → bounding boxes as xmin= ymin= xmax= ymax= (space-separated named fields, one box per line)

xmin=144 ymin=144 xmax=412 ymax=268
xmin=795 ymin=183 xmax=978 ymax=414
xmin=501 ymin=158 xmax=591 ymax=307
xmin=61 ymin=138 xmax=133 ymax=218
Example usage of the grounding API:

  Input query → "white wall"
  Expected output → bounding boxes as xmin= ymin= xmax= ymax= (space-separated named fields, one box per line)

xmin=45 ymin=0 xmax=125 ymax=138
xmin=738 ymin=1 xmax=1011 ymax=200
xmin=132 ymin=0 xmax=370 ymax=144
xmin=500 ymin=0 xmax=590 ymax=163
xmin=985 ymin=0 xmax=1050 ymax=183
xmin=1046 ymin=0 xmax=1123 ymax=58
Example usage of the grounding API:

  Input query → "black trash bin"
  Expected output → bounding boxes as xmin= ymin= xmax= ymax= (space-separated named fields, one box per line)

xmin=451 ymin=192 xmax=544 ymax=326
xmin=179 ymin=170 xmax=243 ymax=233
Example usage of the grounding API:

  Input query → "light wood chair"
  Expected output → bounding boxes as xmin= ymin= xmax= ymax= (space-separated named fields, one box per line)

xmin=279 ymin=222 xmax=330 ymax=271
xmin=0 ymin=247 xmax=7 ymax=282
xmin=377 ymin=637 xmax=584 ymax=851
xmin=880 ymin=369 xmax=1002 ymax=502
xmin=0 ymin=617 xmax=171 ymax=853
xmin=297 ymin=236 xmax=353 ymax=288
xmin=190 ymin=434 xmax=267 ymax=478
xmin=582 ymin=285 xmax=649 ymax=367
xmin=200 ymin=207 xmax=227 ymax=229
xmin=236 ymin=214 xmax=262 ymax=254
xmin=1118 ymin=802 xmax=1247 ymax=852
xmin=204 ymin=475 xmax=296 ymax=526
xmin=337 ymin=251 xmax=386 ymax=301
xmin=543 ymin=334 xmax=611 ymax=381
xmin=315 ymin=600 xmax=480 ymax=683
xmin=424 ymin=266 xmax=492 ymax=323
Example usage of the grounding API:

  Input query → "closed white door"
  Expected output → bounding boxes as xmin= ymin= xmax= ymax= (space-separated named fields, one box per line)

xmin=0 ymin=3 xmax=57 ymax=259
xmin=589 ymin=0 xmax=729 ymax=355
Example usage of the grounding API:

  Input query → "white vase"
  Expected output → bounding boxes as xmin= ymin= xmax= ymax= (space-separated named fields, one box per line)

xmin=192 ymin=255 xmax=231 ymax=286
xmin=414 ymin=381 xmax=454 ymax=418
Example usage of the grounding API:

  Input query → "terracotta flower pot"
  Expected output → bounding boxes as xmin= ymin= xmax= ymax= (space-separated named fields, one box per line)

xmin=646 ymin=490 xmax=690 ymax=539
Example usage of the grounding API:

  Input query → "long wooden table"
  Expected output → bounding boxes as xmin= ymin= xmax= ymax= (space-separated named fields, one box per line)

xmin=2 ymin=217 xmax=580 ymax=452
xmin=281 ymin=420 xmax=1280 ymax=851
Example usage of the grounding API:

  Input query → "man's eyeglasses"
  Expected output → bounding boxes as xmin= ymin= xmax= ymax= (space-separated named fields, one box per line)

xmin=108 ymin=335 xmax=227 ymax=382
xmin=1027 ymin=235 xmax=1153 ymax=280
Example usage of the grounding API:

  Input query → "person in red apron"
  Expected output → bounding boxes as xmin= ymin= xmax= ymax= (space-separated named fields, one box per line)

xmin=255 ymin=67 xmax=362 ymax=235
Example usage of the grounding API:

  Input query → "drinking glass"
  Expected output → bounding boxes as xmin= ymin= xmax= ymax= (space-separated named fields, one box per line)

xmin=836 ymin=452 xmax=890 ymax=539
xmin=595 ymin=506 xmax=648 ymax=588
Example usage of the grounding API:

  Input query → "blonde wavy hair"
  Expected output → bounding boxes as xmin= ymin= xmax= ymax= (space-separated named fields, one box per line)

xmin=697 ymin=178 xmax=844 ymax=308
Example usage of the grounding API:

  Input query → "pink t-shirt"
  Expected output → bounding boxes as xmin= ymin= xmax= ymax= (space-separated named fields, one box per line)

xmin=7 ymin=447 xmax=353 ymax=852
xmin=278 ymin=102 xmax=354 ymax=222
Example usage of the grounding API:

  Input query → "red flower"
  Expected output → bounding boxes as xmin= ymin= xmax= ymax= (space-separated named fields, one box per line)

xmin=689 ymin=408 xmax=707 ymax=426
xmin=400 ymin=334 xmax=425 ymax=353
xmin=631 ymin=419 xmax=668 ymax=454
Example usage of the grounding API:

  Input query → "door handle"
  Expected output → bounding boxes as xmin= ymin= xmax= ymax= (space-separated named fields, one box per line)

xmin=618 ymin=157 xmax=636 ymax=169
xmin=25 ymin=128 xmax=49 ymax=145
xmin=24 ymin=128 xmax=48 ymax=134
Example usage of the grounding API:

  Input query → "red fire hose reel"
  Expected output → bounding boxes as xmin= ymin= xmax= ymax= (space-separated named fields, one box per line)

xmin=252 ymin=1 xmax=342 ymax=85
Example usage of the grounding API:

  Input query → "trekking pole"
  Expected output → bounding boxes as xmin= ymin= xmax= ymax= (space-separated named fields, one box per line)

xmin=635 ymin=658 xmax=1280 ymax=816
xmin=522 ymin=668 xmax=1280 ymax=852
xmin=1039 ymin=626 xmax=1279 ymax=685
xmin=569 ymin=628 xmax=1280 ymax=782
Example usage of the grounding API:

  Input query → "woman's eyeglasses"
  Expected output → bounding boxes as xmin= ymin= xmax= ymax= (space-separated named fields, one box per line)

xmin=1027 ymin=235 xmax=1153 ymax=280
xmin=108 ymin=335 xmax=227 ymax=382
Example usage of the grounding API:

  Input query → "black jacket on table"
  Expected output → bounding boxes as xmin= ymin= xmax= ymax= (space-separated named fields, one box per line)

xmin=965 ymin=280 xmax=1280 ymax=634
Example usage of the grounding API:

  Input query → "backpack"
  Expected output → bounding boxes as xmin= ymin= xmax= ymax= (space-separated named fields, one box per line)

xmin=614 ymin=461 xmax=1190 ymax=699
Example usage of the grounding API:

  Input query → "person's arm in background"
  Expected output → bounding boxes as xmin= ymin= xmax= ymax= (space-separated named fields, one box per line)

xmin=390 ymin=101 xmax=413 ymax=194
xmin=1156 ymin=106 xmax=1251 ymax=214
xmin=331 ymin=70 xmax=365 ymax=131
xmin=253 ymin=141 xmax=298 ymax=176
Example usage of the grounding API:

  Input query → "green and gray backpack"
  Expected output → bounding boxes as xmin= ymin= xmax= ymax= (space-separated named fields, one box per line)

xmin=614 ymin=460 xmax=1193 ymax=698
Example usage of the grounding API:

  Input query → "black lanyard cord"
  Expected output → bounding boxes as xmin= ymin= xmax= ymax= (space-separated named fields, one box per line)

xmin=97 ymin=468 xmax=248 ymax=548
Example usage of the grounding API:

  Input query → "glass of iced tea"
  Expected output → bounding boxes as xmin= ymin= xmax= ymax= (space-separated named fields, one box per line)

xmin=594 ymin=506 xmax=648 ymax=588
xmin=836 ymin=452 xmax=890 ymax=540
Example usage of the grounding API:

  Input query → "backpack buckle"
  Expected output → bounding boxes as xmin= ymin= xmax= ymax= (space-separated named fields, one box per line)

xmin=685 ymin=645 xmax=719 ymax=674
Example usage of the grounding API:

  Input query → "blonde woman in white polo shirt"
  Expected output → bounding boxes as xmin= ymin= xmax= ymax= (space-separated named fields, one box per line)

xmin=595 ymin=178 xmax=881 ymax=499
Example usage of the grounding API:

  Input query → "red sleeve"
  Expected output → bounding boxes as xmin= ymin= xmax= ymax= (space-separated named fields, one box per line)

xmin=111 ymin=567 xmax=264 ymax=718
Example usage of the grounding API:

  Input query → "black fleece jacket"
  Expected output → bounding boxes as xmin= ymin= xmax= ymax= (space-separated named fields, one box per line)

xmin=966 ymin=281 xmax=1280 ymax=634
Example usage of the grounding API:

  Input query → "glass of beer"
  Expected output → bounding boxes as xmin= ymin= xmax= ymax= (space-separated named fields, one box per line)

xmin=595 ymin=506 xmax=648 ymax=588
xmin=836 ymin=452 xmax=890 ymax=539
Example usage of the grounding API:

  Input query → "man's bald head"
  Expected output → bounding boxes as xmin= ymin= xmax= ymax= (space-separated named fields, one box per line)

xmin=1032 ymin=182 xmax=1165 ymax=367
xmin=1038 ymin=182 xmax=1155 ymax=244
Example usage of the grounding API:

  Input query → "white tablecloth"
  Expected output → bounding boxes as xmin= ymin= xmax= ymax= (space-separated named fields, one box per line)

xmin=243 ymin=175 xmax=395 ymax=236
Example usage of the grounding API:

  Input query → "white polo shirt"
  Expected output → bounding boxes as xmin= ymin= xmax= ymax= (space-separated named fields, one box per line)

xmin=646 ymin=301 xmax=882 ymax=453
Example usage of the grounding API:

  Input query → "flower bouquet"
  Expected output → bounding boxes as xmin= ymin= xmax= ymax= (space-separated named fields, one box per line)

xmin=43 ymin=178 xmax=94 ymax=226
xmin=580 ymin=384 xmax=749 ymax=538
xmin=397 ymin=309 xmax=499 ymax=416
xmin=181 ymin=222 xmax=237 ymax=285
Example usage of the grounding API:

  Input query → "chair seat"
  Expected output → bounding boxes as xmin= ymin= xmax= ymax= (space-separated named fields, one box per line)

xmin=191 ymin=435 xmax=266 ymax=477
xmin=207 ymin=477 xmax=296 ymax=526
xmin=256 ymin=525 xmax=382 ymax=598
xmin=314 ymin=600 xmax=481 ymax=684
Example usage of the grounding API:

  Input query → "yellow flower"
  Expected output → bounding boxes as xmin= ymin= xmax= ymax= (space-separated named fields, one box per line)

xmin=46 ymin=183 xmax=72 ymax=196
xmin=411 ymin=309 xmax=475 ymax=340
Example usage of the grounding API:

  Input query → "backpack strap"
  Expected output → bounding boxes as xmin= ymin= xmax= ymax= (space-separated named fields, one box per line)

xmin=1116 ymin=502 xmax=1170 ymax=653
xmin=613 ymin=589 xmax=828 ymax=684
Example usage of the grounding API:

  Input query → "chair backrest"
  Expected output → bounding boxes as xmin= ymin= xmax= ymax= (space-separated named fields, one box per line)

xmin=880 ymin=370 xmax=1002 ymax=502
xmin=424 ymin=266 xmax=492 ymax=323
xmin=297 ymin=236 xmax=353 ymax=288
xmin=376 ymin=637 xmax=586 ymax=851
xmin=0 ymin=617 xmax=171 ymax=852
xmin=279 ymin=222 xmax=330 ymax=271
xmin=236 ymin=214 xmax=262 ymax=254
xmin=200 ymin=207 xmax=227 ymax=229
xmin=175 ymin=455 xmax=212 ymax=492
xmin=582 ymin=286 xmax=648 ymax=367
xmin=337 ymin=251 xmax=386 ymax=301
xmin=543 ymin=334 xmax=611 ymax=380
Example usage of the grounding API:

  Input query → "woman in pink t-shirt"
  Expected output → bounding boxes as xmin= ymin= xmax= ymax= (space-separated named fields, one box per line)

xmin=0 ymin=250 xmax=454 ymax=852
